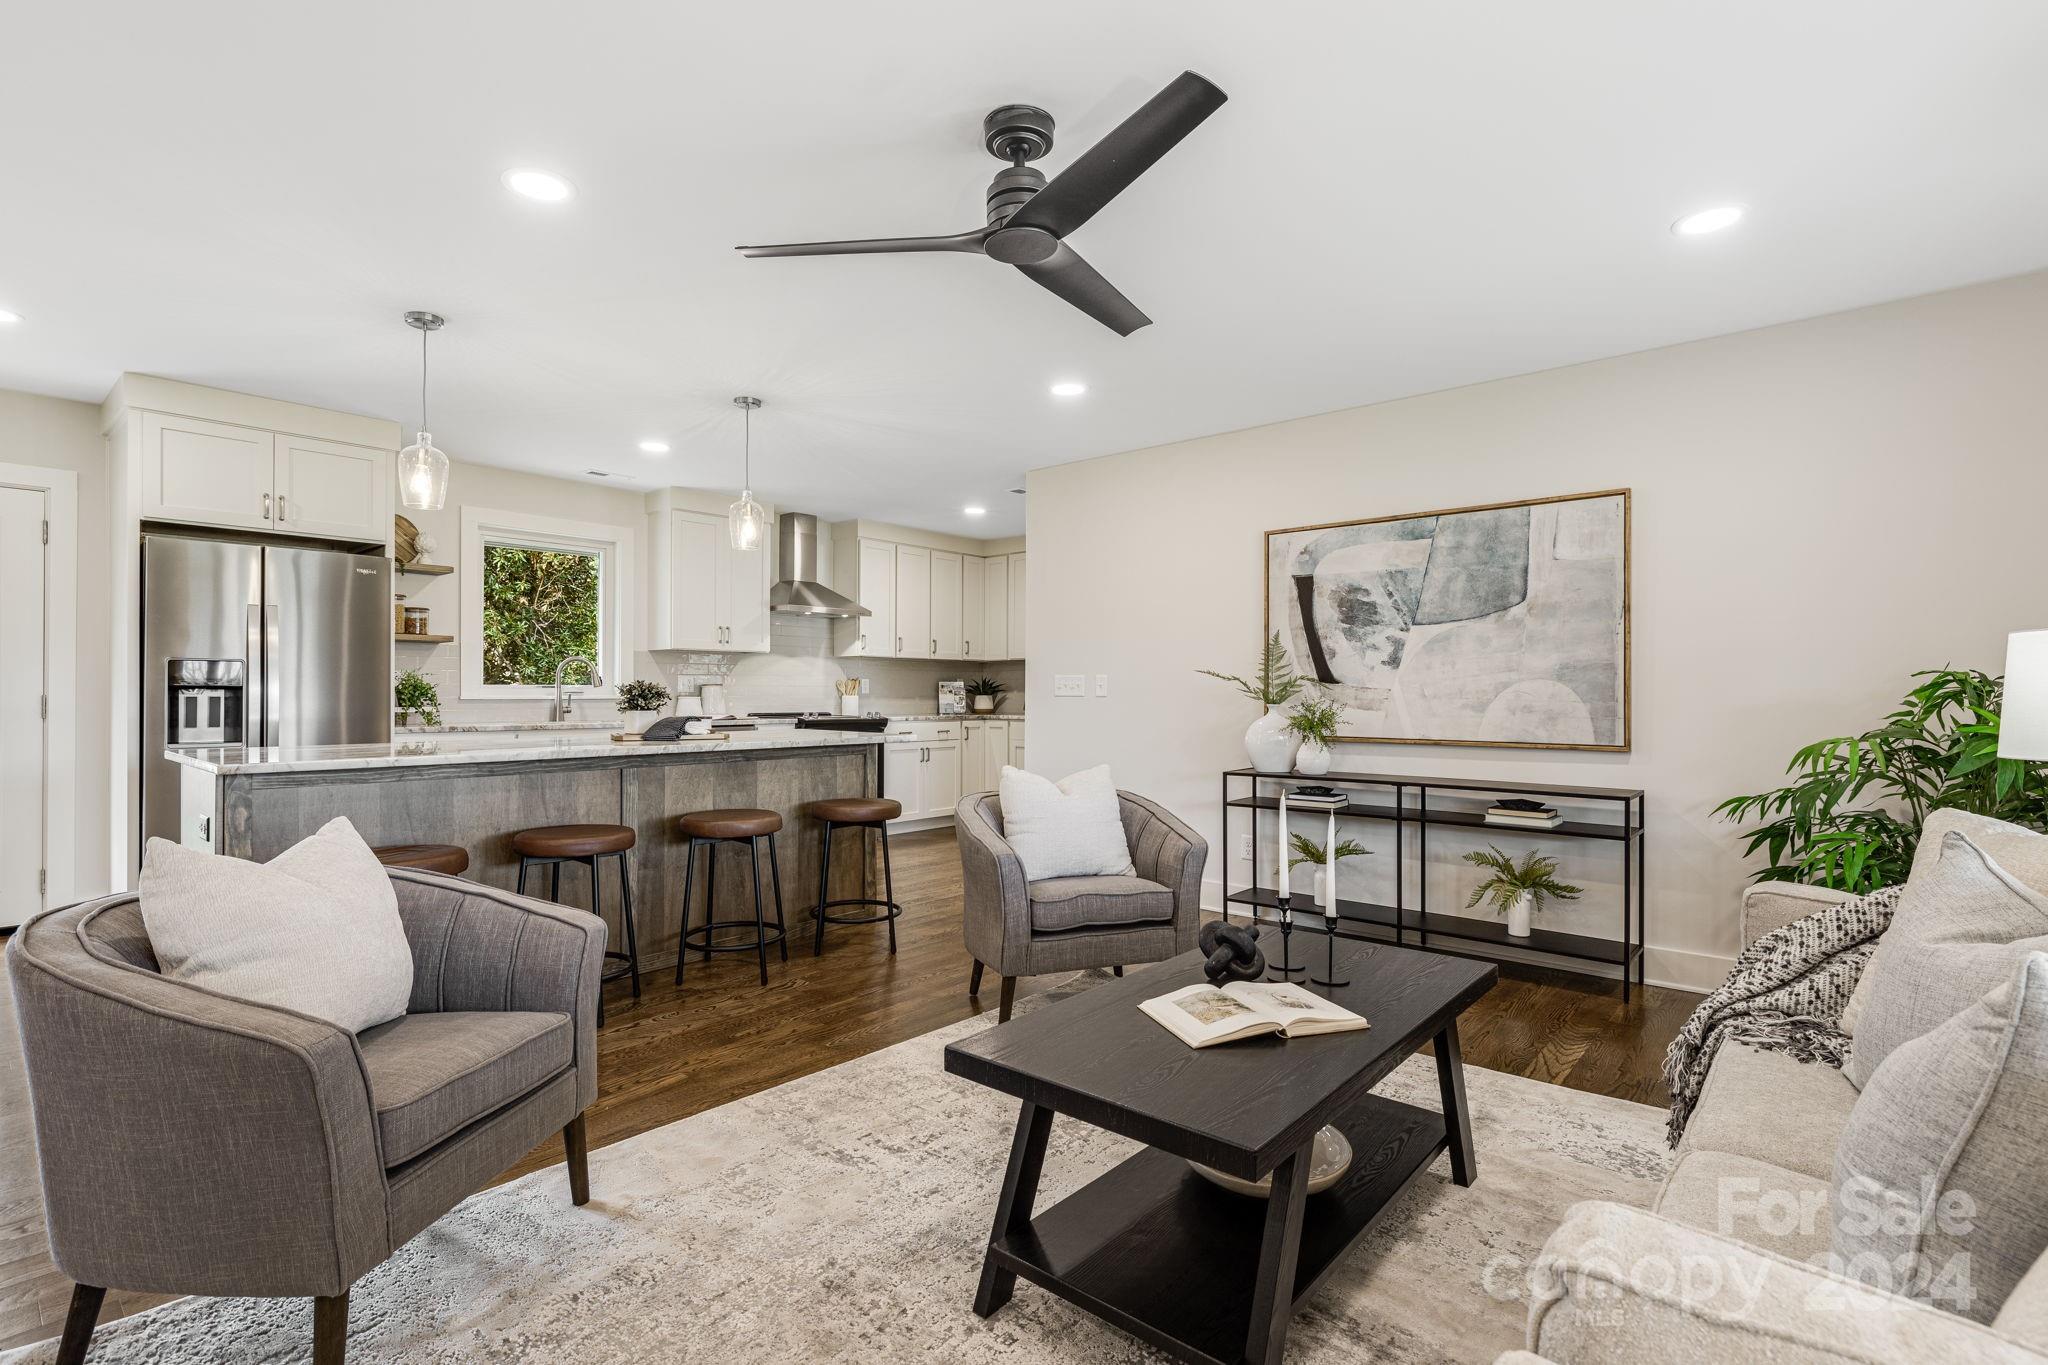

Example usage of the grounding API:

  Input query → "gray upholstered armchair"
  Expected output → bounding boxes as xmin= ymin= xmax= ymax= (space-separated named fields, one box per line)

xmin=955 ymin=789 xmax=1206 ymax=1021
xmin=5 ymin=868 xmax=604 ymax=1364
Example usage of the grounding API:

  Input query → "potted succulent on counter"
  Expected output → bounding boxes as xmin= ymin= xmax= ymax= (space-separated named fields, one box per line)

xmin=617 ymin=678 xmax=673 ymax=735
xmin=966 ymin=676 xmax=1009 ymax=713
xmin=394 ymin=669 xmax=441 ymax=729
xmin=1463 ymin=846 xmax=1582 ymax=938
xmin=1199 ymin=632 xmax=1306 ymax=773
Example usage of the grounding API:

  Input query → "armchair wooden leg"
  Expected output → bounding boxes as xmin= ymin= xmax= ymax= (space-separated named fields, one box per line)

xmin=968 ymin=959 xmax=985 ymax=997
xmin=55 ymin=1284 xmax=103 ymax=1365
xmin=313 ymin=1290 xmax=349 ymax=1365
xmin=564 ymin=1112 xmax=590 ymax=1206
xmin=998 ymin=975 xmax=1016 ymax=1024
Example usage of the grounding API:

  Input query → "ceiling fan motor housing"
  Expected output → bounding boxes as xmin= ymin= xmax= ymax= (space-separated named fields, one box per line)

xmin=982 ymin=104 xmax=1055 ymax=163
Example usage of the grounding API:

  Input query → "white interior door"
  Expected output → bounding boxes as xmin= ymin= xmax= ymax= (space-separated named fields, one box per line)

xmin=0 ymin=486 xmax=47 ymax=927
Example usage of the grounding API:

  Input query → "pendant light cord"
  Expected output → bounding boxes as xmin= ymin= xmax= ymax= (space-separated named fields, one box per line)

xmin=420 ymin=326 xmax=429 ymax=431
xmin=742 ymin=401 xmax=751 ymax=489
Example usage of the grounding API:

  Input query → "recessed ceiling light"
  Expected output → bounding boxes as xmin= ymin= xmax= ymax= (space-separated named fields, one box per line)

xmin=638 ymin=439 xmax=671 ymax=455
xmin=1672 ymin=205 xmax=1744 ymax=236
xmin=1048 ymin=381 xmax=1087 ymax=398
xmin=503 ymin=168 xmax=574 ymax=203
xmin=963 ymin=505 xmax=987 ymax=517
xmin=0 ymin=308 xmax=21 ymax=325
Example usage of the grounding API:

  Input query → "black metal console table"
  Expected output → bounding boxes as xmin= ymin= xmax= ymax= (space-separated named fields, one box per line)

xmin=1220 ymin=767 xmax=1647 ymax=999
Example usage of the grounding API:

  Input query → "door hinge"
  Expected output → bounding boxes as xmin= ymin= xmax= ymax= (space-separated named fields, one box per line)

xmin=40 ymin=694 xmax=47 ymax=720
xmin=39 ymin=869 xmax=46 ymax=896
xmin=42 ymin=519 xmax=50 ymax=545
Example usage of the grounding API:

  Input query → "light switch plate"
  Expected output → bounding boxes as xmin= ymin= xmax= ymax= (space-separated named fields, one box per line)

xmin=1094 ymin=674 xmax=1109 ymax=696
xmin=1053 ymin=674 xmax=1086 ymax=698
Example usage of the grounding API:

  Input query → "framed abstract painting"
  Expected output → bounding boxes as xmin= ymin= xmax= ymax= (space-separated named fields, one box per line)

xmin=1263 ymin=489 xmax=1630 ymax=750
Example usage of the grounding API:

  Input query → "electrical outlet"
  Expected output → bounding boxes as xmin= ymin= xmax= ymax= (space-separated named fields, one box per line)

xmin=858 ymin=677 xmax=869 ymax=694
xmin=1053 ymin=674 xmax=1086 ymax=698
xmin=1238 ymin=834 xmax=1254 ymax=860
xmin=1094 ymin=673 xmax=1109 ymax=696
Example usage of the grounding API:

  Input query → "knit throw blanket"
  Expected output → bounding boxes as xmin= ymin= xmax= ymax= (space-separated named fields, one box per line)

xmin=1662 ymin=885 xmax=1900 ymax=1147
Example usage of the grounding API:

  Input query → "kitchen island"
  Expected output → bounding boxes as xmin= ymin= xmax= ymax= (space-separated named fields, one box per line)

xmin=167 ymin=730 xmax=887 ymax=976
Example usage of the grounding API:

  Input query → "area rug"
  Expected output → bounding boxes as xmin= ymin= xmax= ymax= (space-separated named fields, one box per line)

xmin=3 ymin=978 xmax=1670 ymax=1364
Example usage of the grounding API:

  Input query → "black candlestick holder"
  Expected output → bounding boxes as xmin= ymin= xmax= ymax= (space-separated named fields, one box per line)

xmin=1310 ymin=911 xmax=1350 ymax=989
xmin=1266 ymin=896 xmax=1305 ymax=979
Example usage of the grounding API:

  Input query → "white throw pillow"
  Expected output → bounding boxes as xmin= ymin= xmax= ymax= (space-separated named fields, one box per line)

xmin=139 ymin=816 xmax=415 ymax=1034
xmin=997 ymin=764 xmax=1135 ymax=881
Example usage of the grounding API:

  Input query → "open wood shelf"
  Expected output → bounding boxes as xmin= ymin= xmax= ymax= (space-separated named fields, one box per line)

xmin=394 ymin=633 xmax=454 ymax=644
xmin=395 ymin=561 xmax=454 ymax=577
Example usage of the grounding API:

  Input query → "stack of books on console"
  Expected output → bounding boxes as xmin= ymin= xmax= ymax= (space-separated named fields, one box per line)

xmin=1485 ymin=798 xmax=1562 ymax=828
xmin=1284 ymin=786 xmax=1350 ymax=810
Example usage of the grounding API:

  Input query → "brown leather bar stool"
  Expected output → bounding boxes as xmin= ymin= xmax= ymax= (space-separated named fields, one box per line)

xmin=373 ymin=843 xmax=470 ymax=876
xmin=675 ymin=808 xmax=786 ymax=988
xmin=512 ymin=823 xmax=640 ymax=1023
xmin=805 ymin=797 xmax=903 ymax=956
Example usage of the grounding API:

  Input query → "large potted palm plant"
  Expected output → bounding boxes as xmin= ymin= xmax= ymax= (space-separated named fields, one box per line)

xmin=1199 ymin=632 xmax=1307 ymax=772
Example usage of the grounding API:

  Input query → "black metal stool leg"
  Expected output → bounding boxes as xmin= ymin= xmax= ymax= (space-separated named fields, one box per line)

xmin=703 ymin=844 xmax=718 ymax=959
xmin=617 ymin=851 xmax=641 ymax=997
xmin=517 ymin=856 xmax=531 ymax=896
xmin=813 ymin=821 xmax=833 ymax=957
xmin=749 ymin=836 xmax=769 ymax=987
xmin=550 ymin=860 xmax=561 ymax=902
xmin=767 ymin=833 xmax=787 ymax=962
xmin=676 ymin=838 xmax=699 ymax=986
xmin=587 ymin=855 xmax=605 ymax=1028
xmin=880 ymin=823 xmax=897 ymax=954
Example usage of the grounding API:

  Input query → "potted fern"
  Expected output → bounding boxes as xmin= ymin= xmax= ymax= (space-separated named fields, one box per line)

xmin=393 ymin=669 xmax=440 ymax=729
xmin=1199 ymin=632 xmax=1307 ymax=772
xmin=616 ymin=678 xmax=673 ymax=734
xmin=1286 ymin=692 xmax=1342 ymax=776
xmin=1288 ymin=831 xmax=1370 ymax=911
xmin=1463 ymin=847 xmax=1582 ymax=938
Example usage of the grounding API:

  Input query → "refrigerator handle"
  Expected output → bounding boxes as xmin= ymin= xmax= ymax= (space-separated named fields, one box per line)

xmin=264 ymin=605 xmax=282 ymax=747
xmin=246 ymin=603 xmax=264 ymax=745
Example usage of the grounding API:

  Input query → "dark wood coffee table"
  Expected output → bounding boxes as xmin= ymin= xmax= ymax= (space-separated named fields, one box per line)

xmin=944 ymin=941 xmax=1496 ymax=1365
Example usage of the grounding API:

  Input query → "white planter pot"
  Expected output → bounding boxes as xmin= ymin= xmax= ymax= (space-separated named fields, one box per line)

xmin=624 ymin=710 xmax=659 ymax=735
xmin=1506 ymin=891 xmax=1533 ymax=938
xmin=972 ymin=695 xmax=995 ymax=713
xmin=1312 ymin=866 xmax=1336 ymax=912
xmin=1294 ymin=739 xmax=1331 ymax=776
xmin=1245 ymin=708 xmax=1300 ymax=773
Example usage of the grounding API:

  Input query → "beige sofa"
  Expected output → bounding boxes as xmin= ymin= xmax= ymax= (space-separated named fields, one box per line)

xmin=1513 ymin=879 xmax=2048 ymax=1364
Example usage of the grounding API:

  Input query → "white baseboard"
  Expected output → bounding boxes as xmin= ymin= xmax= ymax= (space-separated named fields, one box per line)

xmin=1197 ymin=877 xmax=1727 ymax=994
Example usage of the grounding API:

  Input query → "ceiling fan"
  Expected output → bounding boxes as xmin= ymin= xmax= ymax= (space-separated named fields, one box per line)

xmin=736 ymin=70 xmax=1227 ymax=336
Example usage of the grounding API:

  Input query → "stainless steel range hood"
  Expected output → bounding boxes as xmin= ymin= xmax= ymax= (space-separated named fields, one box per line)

xmin=770 ymin=512 xmax=869 ymax=618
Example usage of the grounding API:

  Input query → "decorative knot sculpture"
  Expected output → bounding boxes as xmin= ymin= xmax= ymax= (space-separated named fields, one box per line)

xmin=1199 ymin=921 xmax=1265 ymax=984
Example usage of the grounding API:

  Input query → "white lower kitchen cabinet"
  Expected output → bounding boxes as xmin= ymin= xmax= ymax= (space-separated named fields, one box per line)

xmin=1010 ymin=720 xmax=1027 ymax=773
xmin=885 ymin=720 xmax=966 ymax=823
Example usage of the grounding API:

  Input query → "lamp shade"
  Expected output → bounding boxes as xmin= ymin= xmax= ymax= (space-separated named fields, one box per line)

xmin=1999 ymin=629 xmax=2048 ymax=761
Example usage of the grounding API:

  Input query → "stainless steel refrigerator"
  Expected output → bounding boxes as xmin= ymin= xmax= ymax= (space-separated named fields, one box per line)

xmin=140 ymin=534 xmax=392 ymax=851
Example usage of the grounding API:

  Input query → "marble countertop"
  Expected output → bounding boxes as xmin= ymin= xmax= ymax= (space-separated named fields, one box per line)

xmin=393 ymin=721 xmax=617 ymax=734
xmin=888 ymin=712 xmax=1025 ymax=722
xmin=168 ymin=727 xmax=883 ymax=776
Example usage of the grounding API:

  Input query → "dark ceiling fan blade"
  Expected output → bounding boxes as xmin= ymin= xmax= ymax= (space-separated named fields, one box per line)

xmin=1006 ymin=71 xmax=1226 ymax=239
xmin=737 ymin=229 xmax=989 ymax=258
xmin=1015 ymin=242 xmax=1151 ymax=336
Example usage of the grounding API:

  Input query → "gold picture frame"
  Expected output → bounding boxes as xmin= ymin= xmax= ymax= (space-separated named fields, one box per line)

xmin=1263 ymin=488 xmax=1631 ymax=752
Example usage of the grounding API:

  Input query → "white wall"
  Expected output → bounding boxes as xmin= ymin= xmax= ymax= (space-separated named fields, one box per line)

xmin=1025 ymin=270 xmax=2048 ymax=990
xmin=392 ymin=458 xmax=650 ymax=724
xmin=0 ymin=387 xmax=112 ymax=899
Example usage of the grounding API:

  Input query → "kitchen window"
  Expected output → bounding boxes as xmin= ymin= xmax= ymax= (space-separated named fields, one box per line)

xmin=459 ymin=507 xmax=634 ymax=701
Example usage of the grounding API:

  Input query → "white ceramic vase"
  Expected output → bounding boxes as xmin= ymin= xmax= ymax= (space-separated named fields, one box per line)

xmin=1294 ymin=739 xmax=1331 ymax=775
xmin=1312 ymin=866 xmax=1337 ymax=912
xmin=1245 ymin=707 xmax=1300 ymax=773
xmin=1506 ymin=891 xmax=1534 ymax=938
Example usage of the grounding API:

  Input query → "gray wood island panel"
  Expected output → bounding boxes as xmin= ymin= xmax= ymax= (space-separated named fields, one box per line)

xmin=174 ymin=733 xmax=885 ymax=974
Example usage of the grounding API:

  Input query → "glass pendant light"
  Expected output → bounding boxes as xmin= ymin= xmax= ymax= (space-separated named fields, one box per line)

xmin=728 ymin=395 xmax=767 ymax=551
xmin=398 ymin=310 xmax=450 ymax=511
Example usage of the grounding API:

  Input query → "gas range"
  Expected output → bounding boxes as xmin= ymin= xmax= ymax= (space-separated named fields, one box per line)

xmin=749 ymin=711 xmax=892 ymax=734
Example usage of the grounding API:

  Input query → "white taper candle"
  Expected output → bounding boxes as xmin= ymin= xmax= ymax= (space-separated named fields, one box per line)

xmin=1277 ymin=789 xmax=1289 ymax=899
xmin=1326 ymin=810 xmax=1337 ymax=916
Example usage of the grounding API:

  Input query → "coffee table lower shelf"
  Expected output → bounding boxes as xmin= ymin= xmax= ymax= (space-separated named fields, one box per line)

xmin=983 ymin=1094 xmax=1448 ymax=1365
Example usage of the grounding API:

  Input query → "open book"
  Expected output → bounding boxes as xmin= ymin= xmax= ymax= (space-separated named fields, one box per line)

xmin=1139 ymin=982 xmax=1370 ymax=1049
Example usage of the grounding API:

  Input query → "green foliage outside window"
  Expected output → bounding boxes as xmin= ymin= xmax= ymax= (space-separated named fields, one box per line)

xmin=481 ymin=543 xmax=601 ymax=686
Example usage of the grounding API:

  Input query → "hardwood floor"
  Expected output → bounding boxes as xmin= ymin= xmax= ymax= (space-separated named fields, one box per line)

xmin=0 ymin=826 xmax=1699 ymax=1349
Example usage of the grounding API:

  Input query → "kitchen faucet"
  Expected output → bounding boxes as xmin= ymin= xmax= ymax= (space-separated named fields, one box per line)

xmin=552 ymin=655 xmax=602 ymax=722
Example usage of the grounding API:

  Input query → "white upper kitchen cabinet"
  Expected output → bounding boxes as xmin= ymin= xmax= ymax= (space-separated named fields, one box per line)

xmin=141 ymin=413 xmax=279 ymax=533
xmin=645 ymin=497 xmax=774 ymax=652
xmin=833 ymin=538 xmax=895 ymax=658
xmin=961 ymin=556 xmax=986 ymax=661
xmin=980 ymin=553 xmax=1010 ymax=661
xmin=931 ymin=549 xmax=963 ymax=659
xmin=894 ymin=545 xmax=932 ymax=658
xmin=272 ymin=433 xmax=388 ymax=542
xmin=1007 ymin=552 xmax=1027 ymax=662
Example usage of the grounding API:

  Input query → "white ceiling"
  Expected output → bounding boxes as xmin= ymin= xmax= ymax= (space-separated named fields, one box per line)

xmin=5 ymin=2 xmax=2046 ymax=537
